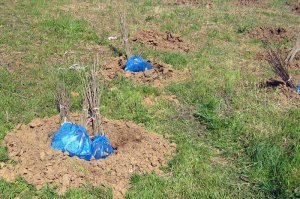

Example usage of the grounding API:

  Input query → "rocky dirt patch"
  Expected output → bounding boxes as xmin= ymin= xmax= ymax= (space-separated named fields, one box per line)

xmin=247 ymin=27 xmax=294 ymax=42
xmin=0 ymin=114 xmax=176 ymax=199
xmin=256 ymin=48 xmax=300 ymax=69
xmin=132 ymin=30 xmax=193 ymax=52
xmin=101 ymin=56 xmax=187 ymax=88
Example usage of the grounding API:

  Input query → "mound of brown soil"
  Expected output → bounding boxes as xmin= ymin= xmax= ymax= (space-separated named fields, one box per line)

xmin=101 ymin=56 xmax=186 ymax=88
xmin=248 ymin=27 xmax=294 ymax=42
xmin=132 ymin=30 xmax=192 ymax=52
xmin=0 ymin=114 xmax=176 ymax=199
xmin=259 ymin=77 xmax=300 ymax=100
xmin=256 ymin=48 xmax=300 ymax=68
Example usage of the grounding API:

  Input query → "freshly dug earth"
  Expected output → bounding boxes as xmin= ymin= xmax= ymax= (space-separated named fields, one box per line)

xmin=247 ymin=27 xmax=294 ymax=42
xmin=0 ymin=114 xmax=176 ymax=199
xmin=287 ymin=2 xmax=300 ymax=15
xmin=256 ymin=48 xmax=300 ymax=69
xmin=132 ymin=30 xmax=192 ymax=52
xmin=101 ymin=56 xmax=187 ymax=87
xmin=259 ymin=76 xmax=300 ymax=100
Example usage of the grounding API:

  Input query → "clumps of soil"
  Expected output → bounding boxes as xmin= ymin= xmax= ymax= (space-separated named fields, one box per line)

xmin=101 ymin=56 xmax=186 ymax=88
xmin=258 ymin=77 xmax=300 ymax=100
xmin=132 ymin=30 xmax=193 ymax=52
xmin=0 ymin=114 xmax=176 ymax=199
xmin=291 ymin=5 xmax=300 ymax=15
xmin=247 ymin=27 xmax=294 ymax=42
xmin=286 ymin=2 xmax=300 ymax=15
xmin=256 ymin=48 xmax=300 ymax=68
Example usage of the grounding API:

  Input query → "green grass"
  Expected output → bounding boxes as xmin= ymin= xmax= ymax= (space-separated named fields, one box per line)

xmin=0 ymin=0 xmax=300 ymax=198
xmin=0 ymin=177 xmax=113 ymax=199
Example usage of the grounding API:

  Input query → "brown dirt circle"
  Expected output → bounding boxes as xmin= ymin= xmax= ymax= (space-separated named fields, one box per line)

xmin=247 ymin=27 xmax=294 ymax=42
xmin=132 ymin=29 xmax=193 ymax=52
xmin=0 ymin=114 xmax=176 ymax=199
xmin=101 ymin=56 xmax=187 ymax=88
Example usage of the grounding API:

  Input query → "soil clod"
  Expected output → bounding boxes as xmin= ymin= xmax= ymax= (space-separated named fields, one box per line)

xmin=287 ymin=2 xmax=300 ymax=15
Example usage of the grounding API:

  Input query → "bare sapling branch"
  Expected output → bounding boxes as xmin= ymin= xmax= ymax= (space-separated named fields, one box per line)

xmin=80 ymin=90 xmax=89 ymax=129
xmin=267 ymin=48 xmax=295 ymax=88
xmin=83 ymin=58 xmax=104 ymax=136
xmin=118 ymin=9 xmax=132 ymax=58
xmin=56 ymin=83 xmax=71 ymax=124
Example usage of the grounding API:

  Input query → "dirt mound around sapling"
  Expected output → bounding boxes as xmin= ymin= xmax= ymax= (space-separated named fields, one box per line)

xmin=101 ymin=56 xmax=187 ymax=87
xmin=256 ymin=48 xmax=300 ymax=69
xmin=0 ymin=114 xmax=176 ymax=199
xmin=247 ymin=27 xmax=294 ymax=42
xmin=132 ymin=30 xmax=192 ymax=52
xmin=258 ymin=77 xmax=300 ymax=100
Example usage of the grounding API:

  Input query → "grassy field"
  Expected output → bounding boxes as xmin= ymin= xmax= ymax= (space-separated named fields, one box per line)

xmin=1 ymin=0 xmax=300 ymax=198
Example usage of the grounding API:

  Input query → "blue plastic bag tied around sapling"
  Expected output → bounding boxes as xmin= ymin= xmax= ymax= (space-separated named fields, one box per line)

xmin=92 ymin=135 xmax=114 ymax=160
xmin=51 ymin=123 xmax=93 ymax=161
xmin=296 ymin=85 xmax=300 ymax=94
xmin=125 ymin=56 xmax=153 ymax=72
xmin=51 ymin=123 xmax=114 ymax=161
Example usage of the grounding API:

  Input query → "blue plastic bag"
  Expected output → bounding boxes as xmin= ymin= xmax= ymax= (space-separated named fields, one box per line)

xmin=92 ymin=135 xmax=114 ymax=160
xmin=296 ymin=85 xmax=300 ymax=94
xmin=125 ymin=56 xmax=152 ymax=72
xmin=51 ymin=123 xmax=92 ymax=161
